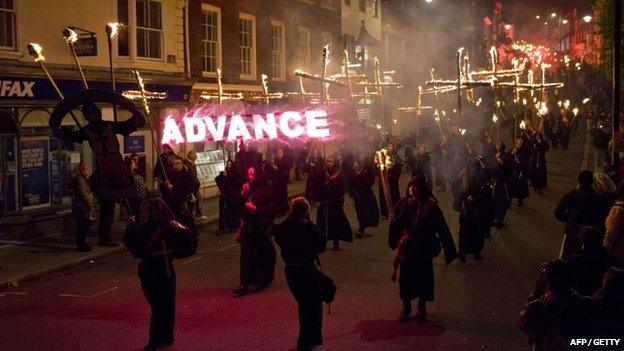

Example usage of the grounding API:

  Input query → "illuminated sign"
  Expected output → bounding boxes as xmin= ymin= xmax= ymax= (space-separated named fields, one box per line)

xmin=161 ymin=110 xmax=330 ymax=145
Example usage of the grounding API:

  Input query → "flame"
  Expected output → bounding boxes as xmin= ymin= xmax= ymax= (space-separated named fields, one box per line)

xmin=375 ymin=124 xmax=382 ymax=130
xmin=392 ymin=119 xmax=398 ymax=124
xmin=519 ymin=120 xmax=526 ymax=130
xmin=572 ymin=107 xmax=579 ymax=116
xmin=27 ymin=43 xmax=45 ymax=62
xmin=62 ymin=28 xmax=78 ymax=44
xmin=563 ymin=100 xmax=570 ymax=109
xmin=460 ymin=129 xmax=466 ymax=135
xmin=134 ymin=70 xmax=150 ymax=115
xmin=582 ymin=98 xmax=590 ymax=104
xmin=492 ymin=113 xmax=498 ymax=123
xmin=107 ymin=22 xmax=123 ymax=39
xmin=522 ymin=98 xmax=528 ymax=106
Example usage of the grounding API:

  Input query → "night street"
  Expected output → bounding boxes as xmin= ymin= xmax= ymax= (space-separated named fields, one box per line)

xmin=0 ymin=130 xmax=586 ymax=351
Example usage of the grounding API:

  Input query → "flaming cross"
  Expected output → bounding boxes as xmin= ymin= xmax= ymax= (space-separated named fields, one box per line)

xmin=290 ymin=46 xmax=346 ymax=104
xmin=248 ymin=74 xmax=284 ymax=104
xmin=200 ymin=68 xmax=244 ymax=105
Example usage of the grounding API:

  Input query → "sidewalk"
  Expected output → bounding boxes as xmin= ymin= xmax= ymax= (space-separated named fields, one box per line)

xmin=0 ymin=180 xmax=306 ymax=289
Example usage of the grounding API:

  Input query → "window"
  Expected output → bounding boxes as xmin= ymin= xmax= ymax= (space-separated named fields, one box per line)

xmin=117 ymin=0 xmax=130 ymax=57
xmin=372 ymin=0 xmax=379 ymax=18
xmin=239 ymin=13 xmax=256 ymax=79
xmin=0 ymin=0 xmax=16 ymax=50
xmin=202 ymin=5 xmax=221 ymax=75
xmin=297 ymin=26 xmax=310 ymax=71
xmin=271 ymin=21 xmax=285 ymax=80
xmin=136 ymin=0 xmax=162 ymax=59
xmin=359 ymin=0 xmax=365 ymax=13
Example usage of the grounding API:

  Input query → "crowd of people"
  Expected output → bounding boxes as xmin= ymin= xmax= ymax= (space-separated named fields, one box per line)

xmin=65 ymin=106 xmax=624 ymax=350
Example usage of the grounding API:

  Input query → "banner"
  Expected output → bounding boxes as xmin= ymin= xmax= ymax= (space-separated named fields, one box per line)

xmin=21 ymin=137 xmax=50 ymax=208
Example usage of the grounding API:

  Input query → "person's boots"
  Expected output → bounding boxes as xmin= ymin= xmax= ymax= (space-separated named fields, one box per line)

xmin=399 ymin=300 xmax=412 ymax=322
xmin=414 ymin=299 xmax=427 ymax=321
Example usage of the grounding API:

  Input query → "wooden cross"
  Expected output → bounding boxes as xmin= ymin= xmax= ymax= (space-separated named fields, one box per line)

xmin=199 ymin=68 xmax=244 ymax=105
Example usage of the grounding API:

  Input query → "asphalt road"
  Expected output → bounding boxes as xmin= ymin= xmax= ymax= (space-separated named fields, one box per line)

xmin=0 ymin=130 xmax=589 ymax=351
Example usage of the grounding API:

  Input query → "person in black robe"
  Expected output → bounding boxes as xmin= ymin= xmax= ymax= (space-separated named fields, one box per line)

xmin=215 ymin=160 xmax=240 ymax=233
xmin=411 ymin=145 xmax=433 ymax=191
xmin=508 ymin=137 xmax=531 ymax=207
xmin=233 ymin=167 xmax=277 ymax=296
xmin=154 ymin=144 xmax=176 ymax=185
xmin=350 ymin=151 xmax=380 ymax=238
xmin=389 ymin=176 xmax=458 ymax=321
xmin=184 ymin=151 xmax=204 ymax=219
xmin=489 ymin=141 xmax=511 ymax=229
xmin=555 ymin=170 xmax=611 ymax=259
xmin=559 ymin=117 xmax=572 ymax=150
xmin=378 ymin=141 xmax=403 ymax=218
xmin=123 ymin=198 xmax=197 ymax=351
xmin=266 ymin=147 xmax=293 ymax=215
xmin=317 ymin=157 xmax=353 ymax=251
xmin=530 ymin=132 xmax=550 ymax=193
xmin=161 ymin=157 xmax=197 ymax=229
xmin=272 ymin=197 xmax=327 ymax=351
xmin=53 ymin=99 xmax=145 ymax=246
xmin=452 ymin=156 xmax=492 ymax=261
xmin=432 ymin=135 xmax=450 ymax=193
xmin=303 ymin=148 xmax=324 ymax=203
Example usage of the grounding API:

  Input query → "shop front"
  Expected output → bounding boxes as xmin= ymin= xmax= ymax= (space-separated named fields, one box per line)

xmin=0 ymin=75 xmax=191 ymax=242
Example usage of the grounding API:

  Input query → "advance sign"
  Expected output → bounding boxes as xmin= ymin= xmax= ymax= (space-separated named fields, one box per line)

xmin=161 ymin=110 xmax=330 ymax=145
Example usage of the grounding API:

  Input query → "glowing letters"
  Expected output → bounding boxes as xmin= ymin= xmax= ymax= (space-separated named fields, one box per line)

xmin=161 ymin=110 xmax=330 ymax=145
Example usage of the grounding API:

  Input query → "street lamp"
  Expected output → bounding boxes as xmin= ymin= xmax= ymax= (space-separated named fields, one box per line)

xmin=583 ymin=15 xmax=592 ymax=23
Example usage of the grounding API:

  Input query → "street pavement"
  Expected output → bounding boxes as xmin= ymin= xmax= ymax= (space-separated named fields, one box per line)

xmin=0 ymin=130 xmax=590 ymax=351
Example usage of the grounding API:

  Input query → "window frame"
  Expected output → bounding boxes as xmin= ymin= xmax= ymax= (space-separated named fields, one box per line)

xmin=0 ymin=0 xmax=17 ymax=51
xmin=372 ymin=0 xmax=379 ymax=18
xmin=359 ymin=0 xmax=365 ymax=13
xmin=115 ymin=0 xmax=165 ymax=62
xmin=297 ymin=26 xmax=311 ymax=72
xmin=270 ymin=20 xmax=286 ymax=81
xmin=201 ymin=4 xmax=222 ymax=77
xmin=238 ymin=13 xmax=257 ymax=80
xmin=135 ymin=0 xmax=163 ymax=60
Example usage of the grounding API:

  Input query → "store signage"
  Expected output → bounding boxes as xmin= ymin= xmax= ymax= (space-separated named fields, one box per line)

xmin=20 ymin=137 xmax=51 ymax=208
xmin=75 ymin=37 xmax=98 ymax=56
xmin=161 ymin=110 xmax=330 ymax=145
xmin=0 ymin=80 xmax=35 ymax=98
xmin=0 ymin=76 xmax=190 ymax=102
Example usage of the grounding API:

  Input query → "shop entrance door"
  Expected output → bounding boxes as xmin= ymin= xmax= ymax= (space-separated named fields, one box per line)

xmin=0 ymin=135 xmax=17 ymax=215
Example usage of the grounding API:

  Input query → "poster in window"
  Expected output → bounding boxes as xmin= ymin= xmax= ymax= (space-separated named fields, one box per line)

xmin=20 ymin=137 xmax=51 ymax=208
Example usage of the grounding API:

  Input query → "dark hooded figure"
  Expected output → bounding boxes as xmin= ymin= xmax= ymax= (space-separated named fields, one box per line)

xmin=161 ymin=156 xmax=197 ymax=229
xmin=593 ymin=267 xmax=624 ymax=338
xmin=530 ymin=132 xmax=550 ymax=193
xmin=154 ymin=144 xmax=176 ymax=185
xmin=215 ymin=160 xmax=240 ymax=233
xmin=388 ymin=176 xmax=458 ymax=321
xmin=350 ymin=151 xmax=380 ymax=237
xmin=411 ymin=145 xmax=433 ymax=191
xmin=233 ymin=167 xmax=278 ymax=297
xmin=303 ymin=147 xmax=324 ymax=203
xmin=489 ymin=141 xmax=511 ymax=229
xmin=452 ymin=155 xmax=492 ymax=261
xmin=266 ymin=147 xmax=293 ymax=215
xmin=54 ymin=99 xmax=145 ymax=246
xmin=508 ymin=137 xmax=531 ymax=207
xmin=555 ymin=170 xmax=611 ymax=259
xmin=432 ymin=135 xmax=451 ymax=193
xmin=272 ymin=197 xmax=327 ymax=351
xmin=123 ymin=198 xmax=198 ymax=351
xmin=378 ymin=141 xmax=404 ymax=218
xmin=317 ymin=156 xmax=353 ymax=251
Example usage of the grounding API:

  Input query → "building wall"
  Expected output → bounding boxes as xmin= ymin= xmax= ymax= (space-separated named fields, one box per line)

xmin=0 ymin=0 xmax=186 ymax=76
xmin=189 ymin=0 xmax=342 ymax=92
xmin=341 ymin=0 xmax=382 ymax=41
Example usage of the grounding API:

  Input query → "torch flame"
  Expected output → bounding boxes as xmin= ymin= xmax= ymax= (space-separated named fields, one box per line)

xmin=62 ymin=28 xmax=78 ymax=44
xmin=492 ymin=113 xmax=498 ymax=123
xmin=106 ymin=22 xmax=123 ymax=39
xmin=582 ymin=98 xmax=590 ymax=104
xmin=27 ymin=43 xmax=45 ymax=62
xmin=572 ymin=107 xmax=579 ymax=116
xmin=519 ymin=120 xmax=526 ymax=130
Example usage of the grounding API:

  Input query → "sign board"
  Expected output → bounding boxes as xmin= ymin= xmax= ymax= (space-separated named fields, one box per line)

xmin=20 ymin=137 xmax=50 ymax=208
xmin=75 ymin=37 xmax=98 ymax=56
xmin=124 ymin=135 xmax=146 ymax=154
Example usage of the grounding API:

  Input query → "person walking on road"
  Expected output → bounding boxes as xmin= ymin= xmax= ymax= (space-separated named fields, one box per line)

xmin=389 ymin=176 xmax=458 ymax=321
xmin=273 ymin=197 xmax=327 ymax=351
